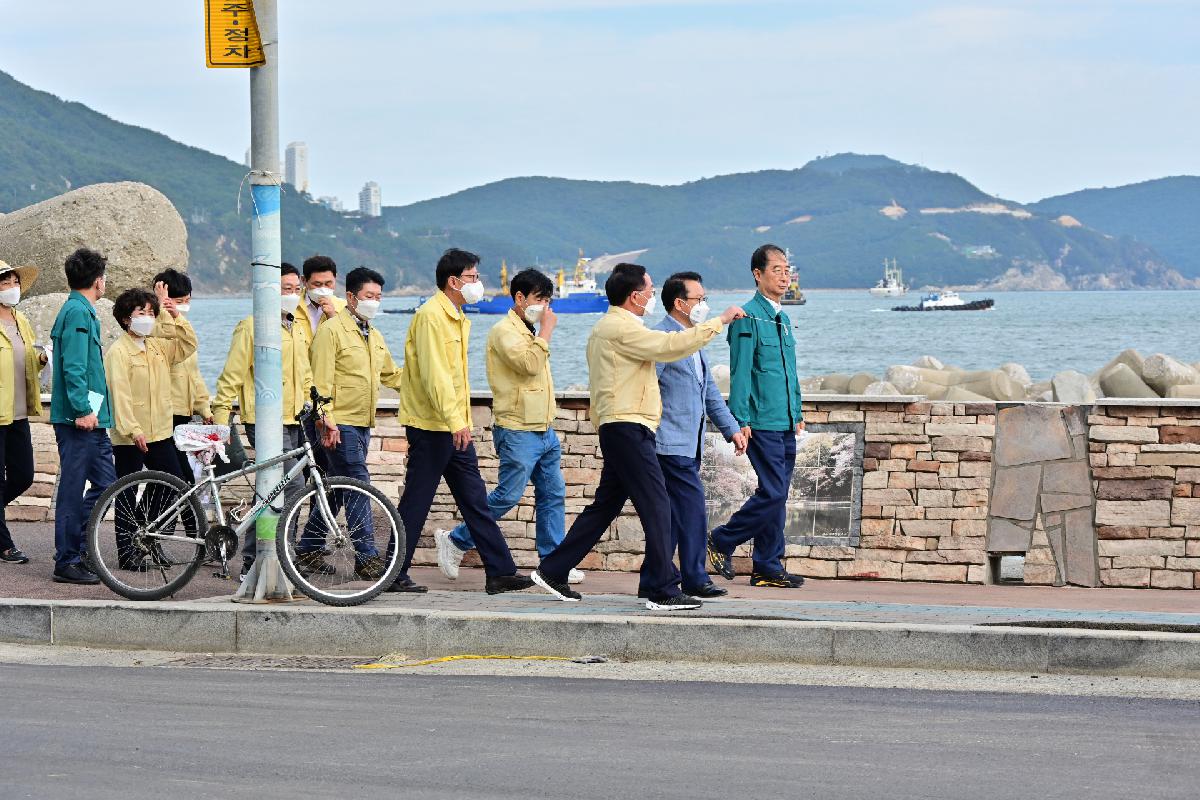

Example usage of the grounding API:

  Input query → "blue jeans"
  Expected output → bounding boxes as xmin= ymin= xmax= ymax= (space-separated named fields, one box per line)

xmin=53 ymin=424 xmax=116 ymax=570
xmin=449 ymin=426 xmax=566 ymax=558
xmin=708 ymin=429 xmax=796 ymax=575
xmin=299 ymin=425 xmax=377 ymax=559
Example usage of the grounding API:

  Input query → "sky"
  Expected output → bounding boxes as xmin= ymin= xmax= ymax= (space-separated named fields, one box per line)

xmin=2 ymin=1 xmax=1197 ymax=207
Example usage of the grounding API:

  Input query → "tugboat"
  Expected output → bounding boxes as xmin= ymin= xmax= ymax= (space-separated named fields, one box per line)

xmin=892 ymin=290 xmax=994 ymax=312
xmin=869 ymin=259 xmax=908 ymax=297
xmin=456 ymin=249 xmax=648 ymax=314
xmin=779 ymin=248 xmax=806 ymax=305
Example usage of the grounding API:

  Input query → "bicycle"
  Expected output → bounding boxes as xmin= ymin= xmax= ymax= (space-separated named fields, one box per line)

xmin=84 ymin=388 xmax=406 ymax=606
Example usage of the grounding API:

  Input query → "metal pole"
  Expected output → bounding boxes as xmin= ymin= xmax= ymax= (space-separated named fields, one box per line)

xmin=234 ymin=0 xmax=291 ymax=602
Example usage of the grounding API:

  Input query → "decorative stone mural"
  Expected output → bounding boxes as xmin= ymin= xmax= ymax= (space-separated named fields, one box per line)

xmin=700 ymin=423 xmax=863 ymax=547
xmin=986 ymin=405 xmax=1099 ymax=586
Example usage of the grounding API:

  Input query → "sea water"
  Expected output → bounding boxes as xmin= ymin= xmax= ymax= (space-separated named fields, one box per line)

xmin=189 ymin=290 xmax=1199 ymax=390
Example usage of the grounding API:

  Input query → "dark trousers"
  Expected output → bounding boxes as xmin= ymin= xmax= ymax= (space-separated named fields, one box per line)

xmin=113 ymin=439 xmax=189 ymax=568
xmin=172 ymin=414 xmax=195 ymax=481
xmin=53 ymin=424 xmax=116 ymax=569
xmin=299 ymin=425 xmax=377 ymax=559
xmin=398 ymin=426 xmax=518 ymax=579
xmin=657 ymin=453 xmax=711 ymax=592
xmin=541 ymin=422 xmax=680 ymax=599
xmin=709 ymin=429 xmax=795 ymax=575
xmin=0 ymin=419 xmax=35 ymax=553
xmin=244 ymin=424 xmax=307 ymax=558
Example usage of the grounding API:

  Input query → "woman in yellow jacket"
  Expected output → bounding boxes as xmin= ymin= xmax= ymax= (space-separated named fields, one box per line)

xmin=0 ymin=261 xmax=46 ymax=565
xmin=104 ymin=284 xmax=198 ymax=569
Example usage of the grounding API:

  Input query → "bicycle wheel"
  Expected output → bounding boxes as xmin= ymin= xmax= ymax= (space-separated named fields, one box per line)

xmin=85 ymin=470 xmax=207 ymax=601
xmin=277 ymin=476 xmax=405 ymax=606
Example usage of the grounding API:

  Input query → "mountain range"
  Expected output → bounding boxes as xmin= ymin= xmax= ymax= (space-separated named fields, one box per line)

xmin=1 ymin=69 xmax=1196 ymax=291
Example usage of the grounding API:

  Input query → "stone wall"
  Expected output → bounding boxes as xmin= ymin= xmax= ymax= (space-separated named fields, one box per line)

xmin=14 ymin=394 xmax=1200 ymax=589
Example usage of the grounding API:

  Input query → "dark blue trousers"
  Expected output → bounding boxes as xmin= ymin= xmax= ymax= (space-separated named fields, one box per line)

xmin=540 ymin=422 xmax=681 ymax=599
xmin=53 ymin=424 xmax=116 ymax=569
xmin=657 ymin=453 xmax=712 ymax=592
xmin=398 ymin=427 xmax=518 ymax=579
xmin=300 ymin=425 xmax=378 ymax=559
xmin=709 ymin=429 xmax=795 ymax=575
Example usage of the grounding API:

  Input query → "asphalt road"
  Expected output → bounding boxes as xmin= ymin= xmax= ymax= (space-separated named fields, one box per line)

xmin=5 ymin=664 xmax=1199 ymax=800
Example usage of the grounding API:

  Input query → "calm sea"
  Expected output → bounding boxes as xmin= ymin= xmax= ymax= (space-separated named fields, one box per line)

xmin=189 ymin=290 xmax=1199 ymax=390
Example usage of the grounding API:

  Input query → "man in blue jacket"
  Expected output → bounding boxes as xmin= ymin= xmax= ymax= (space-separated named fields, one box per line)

xmin=654 ymin=272 xmax=748 ymax=599
xmin=49 ymin=248 xmax=116 ymax=585
xmin=708 ymin=244 xmax=806 ymax=589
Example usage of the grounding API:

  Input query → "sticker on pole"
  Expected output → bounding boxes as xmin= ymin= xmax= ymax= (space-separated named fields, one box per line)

xmin=204 ymin=1 xmax=266 ymax=68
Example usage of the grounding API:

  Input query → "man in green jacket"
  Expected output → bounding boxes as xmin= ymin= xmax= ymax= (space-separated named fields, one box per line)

xmin=708 ymin=244 xmax=806 ymax=589
xmin=49 ymin=248 xmax=116 ymax=585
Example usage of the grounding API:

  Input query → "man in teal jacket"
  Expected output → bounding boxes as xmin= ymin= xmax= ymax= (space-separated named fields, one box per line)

xmin=708 ymin=244 xmax=806 ymax=588
xmin=49 ymin=248 xmax=116 ymax=585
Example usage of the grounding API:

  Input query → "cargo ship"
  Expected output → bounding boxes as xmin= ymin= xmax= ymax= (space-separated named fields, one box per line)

xmin=464 ymin=249 xmax=646 ymax=314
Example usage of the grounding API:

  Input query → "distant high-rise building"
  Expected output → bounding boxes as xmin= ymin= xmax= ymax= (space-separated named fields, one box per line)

xmin=285 ymin=141 xmax=309 ymax=193
xmin=244 ymin=147 xmax=251 ymax=168
xmin=359 ymin=181 xmax=382 ymax=217
xmin=317 ymin=196 xmax=344 ymax=212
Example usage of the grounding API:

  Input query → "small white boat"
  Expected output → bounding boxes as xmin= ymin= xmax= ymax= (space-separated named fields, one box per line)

xmin=868 ymin=259 xmax=908 ymax=297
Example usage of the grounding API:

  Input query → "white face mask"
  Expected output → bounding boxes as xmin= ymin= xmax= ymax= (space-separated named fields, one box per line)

xmin=129 ymin=316 xmax=156 ymax=337
xmin=280 ymin=293 xmax=302 ymax=314
xmin=174 ymin=303 xmax=190 ymax=315
xmin=688 ymin=300 xmax=710 ymax=325
xmin=354 ymin=298 xmax=381 ymax=320
xmin=459 ymin=279 xmax=485 ymax=304
xmin=523 ymin=304 xmax=545 ymax=324
xmin=309 ymin=286 xmax=335 ymax=300
xmin=634 ymin=290 xmax=656 ymax=316
xmin=0 ymin=287 xmax=20 ymax=307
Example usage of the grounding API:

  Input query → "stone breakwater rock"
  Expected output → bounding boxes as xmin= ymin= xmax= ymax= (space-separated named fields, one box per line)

xmin=862 ymin=381 xmax=900 ymax=396
xmin=846 ymin=372 xmax=878 ymax=394
xmin=18 ymin=293 xmax=122 ymax=390
xmin=1167 ymin=385 xmax=1200 ymax=399
xmin=999 ymin=362 xmax=1033 ymax=389
xmin=710 ymin=363 xmax=731 ymax=393
xmin=1051 ymin=370 xmax=1097 ymax=404
xmin=1095 ymin=349 xmax=1147 ymax=382
xmin=911 ymin=355 xmax=944 ymax=370
xmin=0 ymin=182 xmax=188 ymax=298
xmin=1099 ymin=363 xmax=1158 ymax=399
xmin=1141 ymin=354 xmax=1200 ymax=396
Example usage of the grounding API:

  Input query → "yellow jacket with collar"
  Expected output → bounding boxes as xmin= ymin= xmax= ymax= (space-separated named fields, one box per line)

xmin=487 ymin=308 xmax=555 ymax=431
xmin=293 ymin=292 xmax=347 ymax=341
xmin=170 ymin=352 xmax=211 ymax=419
xmin=0 ymin=310 xmax=44 ymax=425
xmin=104 ymin=311 xmax=198 ymax=445
xmin=399 ymin=291 xmax=472 ymax=433
xmin=310 ymin=307 xmax=403 ymax=428
xmin=211 ymin=315 xmax=313 ymax=426
xmin=586 ymin=307 xmax=722 ymax=431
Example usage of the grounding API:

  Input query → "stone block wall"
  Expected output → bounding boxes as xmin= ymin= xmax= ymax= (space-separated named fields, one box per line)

xmin=1087 ymin=402 xmax=1200 ymax=589
xmin=14 ymin=395 xmax=1200 ymax=589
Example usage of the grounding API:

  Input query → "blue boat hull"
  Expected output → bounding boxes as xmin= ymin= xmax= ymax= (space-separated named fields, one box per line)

xmin=465 ymin=293 xmax=609 ymax=314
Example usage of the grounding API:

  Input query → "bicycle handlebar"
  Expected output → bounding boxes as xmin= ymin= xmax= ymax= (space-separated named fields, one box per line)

xmin=296 ymin=386 xmax=334 ymax=425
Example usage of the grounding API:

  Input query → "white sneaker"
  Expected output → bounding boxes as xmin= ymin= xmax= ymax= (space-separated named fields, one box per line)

xmin=433 ymin=528 xmax=464 ymax=580
xmin=567 ymin=568 xmax=585 ymax=584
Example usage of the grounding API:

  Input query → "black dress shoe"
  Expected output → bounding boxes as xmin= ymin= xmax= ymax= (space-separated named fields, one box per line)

xmin=384 ymin=576 xmax=428 ymax=593
xmin=52 ymin=563 xmax=101 ymax=585
xmin=0 ymin=547 xmax=30 ymax=564
xmin=683 ymin=582 xmax=728 ymax=598
xmin=485 ymin=573 xmax=535 ymax=595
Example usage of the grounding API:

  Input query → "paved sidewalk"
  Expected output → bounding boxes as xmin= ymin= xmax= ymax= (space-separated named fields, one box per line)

xmin=3 ymin=522 xmax=1199 ymax=628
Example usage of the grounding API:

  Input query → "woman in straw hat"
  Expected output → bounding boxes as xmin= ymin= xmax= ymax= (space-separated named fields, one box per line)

xmin=0 ymin=260 xmax=46 ymax=565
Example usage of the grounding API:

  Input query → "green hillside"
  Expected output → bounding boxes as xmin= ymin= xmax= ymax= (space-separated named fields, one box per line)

xmin=1031 ymin=177 xmax=1200 ymax=277
xmin=1 ymin=69 xmax=1192 ymax=291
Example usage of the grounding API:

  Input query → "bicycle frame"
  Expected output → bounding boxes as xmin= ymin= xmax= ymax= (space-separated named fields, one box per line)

xmin=139 ymin=436 xmax=338 ymax=548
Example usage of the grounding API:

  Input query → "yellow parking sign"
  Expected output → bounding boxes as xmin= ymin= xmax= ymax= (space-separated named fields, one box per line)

xmin=204 ymin=1 xmax=266 ymax=67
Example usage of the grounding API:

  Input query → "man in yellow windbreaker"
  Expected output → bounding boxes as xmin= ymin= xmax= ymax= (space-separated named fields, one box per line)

xmin=212 ymin=263 xmax=314 ymax=576
xmin=303 ymin=266 xmax=403 ymax=581
xmin=396 ymin=248 xmax=534 ymax=596
xmin=531 ymin=263 xmax=745 ymax=611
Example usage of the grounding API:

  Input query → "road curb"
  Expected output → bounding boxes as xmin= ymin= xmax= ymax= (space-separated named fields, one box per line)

xmin=3 ymin=598 xmax=1200 ymax=677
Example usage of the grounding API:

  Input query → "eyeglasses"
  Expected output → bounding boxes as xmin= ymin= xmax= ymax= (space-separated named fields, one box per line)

xmin=458 ymin=272 xmax=480 ymax=282
xmin=684 ymin=295 xmax=707 ymax=303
